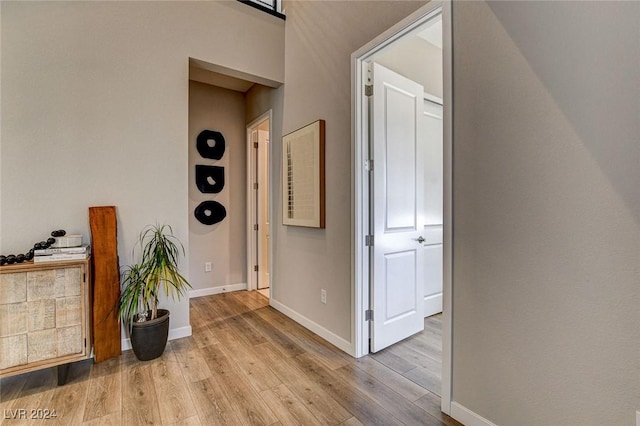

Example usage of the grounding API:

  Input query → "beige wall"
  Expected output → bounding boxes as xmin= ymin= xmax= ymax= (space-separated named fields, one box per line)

xmin=188 ymin=81 xmax=247 ymax=293
xmin=1 ymin=1 xmax=284 ymax=333
xmin=452 ymin=1 xmax=640 ymax=424
xmin=275 ymin=0 xmax=427 ymax=341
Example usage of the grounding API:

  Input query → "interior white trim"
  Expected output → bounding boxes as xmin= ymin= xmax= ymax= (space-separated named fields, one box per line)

xmin=424 ymin=92 xmax=443 ymax=106
xmin=121 ymin=325 xmax=192 ymax=352
xmin=246 ymin=111 xmax=273 ymax=292
xmin=424 ymin=293 xmax=443 ymax=315
xmin=270 ymin=297 xmax=353 ymax=354
xmin=351 ymin=0 xmax=454 ymax=417
xmin=189 ymin=282 xmax=247 ymax=299
xmin=451 ymin=402 xmax=498 ymax=426
xmin=441 ymin=0 xmax=453 ymax=415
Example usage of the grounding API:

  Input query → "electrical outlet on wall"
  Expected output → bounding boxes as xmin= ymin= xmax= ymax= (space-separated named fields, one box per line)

xmin=204 ymin=262 xmax=212 ymax=272
xmin=320 ymin=289 xmax=327 ymax=304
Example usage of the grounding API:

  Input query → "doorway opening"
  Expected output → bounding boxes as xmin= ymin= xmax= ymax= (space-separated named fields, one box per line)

xmin=352 ymin=0 xmax=453 ymax=415
xmin=247 ymin=112 xmax=272 ymax=299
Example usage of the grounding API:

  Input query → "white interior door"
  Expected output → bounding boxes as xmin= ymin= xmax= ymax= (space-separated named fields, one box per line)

xmin=257 ymin=129 xmax=270 ymax=289
xmin=371 ymin=62 xmax=425 ymax=352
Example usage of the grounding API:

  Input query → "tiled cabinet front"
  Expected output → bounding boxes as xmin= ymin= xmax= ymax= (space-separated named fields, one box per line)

xmin=0 ymin=260 xmax=91 ymax=377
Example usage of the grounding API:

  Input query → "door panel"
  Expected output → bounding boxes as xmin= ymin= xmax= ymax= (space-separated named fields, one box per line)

xmin=423 ymin=100 xmax=444 ymax=226
xmin=371 ymin=62 xmax=425 ymax=352
xmin=385 ymin=87 xmax=418 ymax=231
xmin=385 ymin=250 xmax=418 ymax=319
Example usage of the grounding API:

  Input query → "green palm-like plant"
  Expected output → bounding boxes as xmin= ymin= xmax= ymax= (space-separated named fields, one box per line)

xmin=119 ymin=224 xmax=191 ymax=331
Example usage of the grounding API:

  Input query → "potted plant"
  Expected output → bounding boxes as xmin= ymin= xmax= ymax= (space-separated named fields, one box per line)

xmin=119 ymin=224 xmax=191 ymax=360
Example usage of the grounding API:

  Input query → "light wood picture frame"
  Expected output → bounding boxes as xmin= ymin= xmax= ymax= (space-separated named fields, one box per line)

xmin=282 ymin=119 xmax=325 ymax=228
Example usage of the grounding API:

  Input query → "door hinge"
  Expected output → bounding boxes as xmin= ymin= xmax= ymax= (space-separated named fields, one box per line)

xmin=254 ymin=142 xmax=258 ymax=149
xmin=365 ymin=84 xmax=373 ymax=97
xmin=365 ymin=235 xmax=374 ymax=246
xmin=83 ymin=273 xmax=86 ymax=282
xmin=254 ymin=182 xmax=258 ymax=190
xmin=254 ymin=224 xmax=258 ymax=231
xmin=364 ymin=159 xmax=373 ymax=172
xmin=254 ymin=265 xmax=259 ymax=272
xmin=365 ymin=309 xmax=373 ymax=321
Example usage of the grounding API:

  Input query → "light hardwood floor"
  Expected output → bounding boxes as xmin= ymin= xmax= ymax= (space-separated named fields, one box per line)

xmin=372 ymin=314 xmax=443 ymax=398
xmin=0 ymin=291 xmax=460 ymax=425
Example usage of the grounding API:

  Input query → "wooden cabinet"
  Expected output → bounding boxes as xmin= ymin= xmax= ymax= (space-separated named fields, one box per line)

xmin=0 ymin=259 xmax=92 ymax=382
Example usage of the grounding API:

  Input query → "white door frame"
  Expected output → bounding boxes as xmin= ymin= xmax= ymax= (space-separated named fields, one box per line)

xmin=351 ymin=0 xmax=453 ymax=415
xmin=246 ymin=110 xmax=273 ymax=292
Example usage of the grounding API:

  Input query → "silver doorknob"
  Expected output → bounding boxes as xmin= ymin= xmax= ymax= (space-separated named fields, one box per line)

xmin=416 ymin=236 xmax=425 ymax=243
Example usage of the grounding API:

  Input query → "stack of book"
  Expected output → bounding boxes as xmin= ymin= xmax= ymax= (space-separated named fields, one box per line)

xmin=33 ymin=245 xmax=90 ymax=263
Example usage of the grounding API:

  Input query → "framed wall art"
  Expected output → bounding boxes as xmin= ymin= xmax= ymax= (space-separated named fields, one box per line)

xmin=282 ymin=119 xmax=325 ymax=228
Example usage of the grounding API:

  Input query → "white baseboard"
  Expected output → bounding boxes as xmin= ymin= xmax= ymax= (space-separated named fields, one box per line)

xmin=424 ymin=293 xmax=443 ymax=317
xmin=451 ymin=402 xmax=498 ymax=426
xmin=269 ymin=298 xmax=352 ymax=355
xmin=189 ymin=283 xmax=247 ymax=298
xmin=121 ymin=325 xmax=192 ymax=352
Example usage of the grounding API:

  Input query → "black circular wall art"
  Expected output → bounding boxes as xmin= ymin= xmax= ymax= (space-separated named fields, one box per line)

xmin=195 ymin=165 xmax=225 ymax=194
xmin=194 ymin=201 xmax=227 ymax=225
xmin=196 ymin=130 xmax=226 ymax=160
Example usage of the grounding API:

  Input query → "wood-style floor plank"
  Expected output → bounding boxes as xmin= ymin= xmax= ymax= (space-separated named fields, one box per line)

xmin=256 ymin=341 xmax=353 ymax=425
xmin=351 ymin=355 xmax=428 ymax=402
xmin=341 ymin=417 xmax=365 ymax=426
xmin=170 ymin=337 xmax=212 ymax=384
xmin=187 ymin=377 xmax=241 ymax=425
xmin=82 ymin=357 xmax=121 ymax=423
xmin=215 ymin=370 xmax=278 ymax=425
xmin=0 ymin=371 xmax=28 ymax=421
xmin=151 ymin=360 xmax=196 ymax=425
xmin=336 ymin=362 xmax=437 ymax=426
xmin=6 ymin=369 xmax=56 ymax=426
xmin=82 ymin=412 xmax=121 ymax=425
xmin=167 ymin=415 xmax=202 ymax=426
xmin=372 ymin=314 xmax=444 ymax=398
xmin=220 ymin=313 xmax=268 ymax=348
xmin=47 ymin=359 xmax=92 ymax=425
xmin=415 ymin=391 xmax=464 ymax=426
xmin=230 ymin=289 xmax=268 ymax=311
xmin=121 ymin=363 xmax=162 ymax=425
xmin=370 ymin=346 xmax=418 ymax=373
xmin=190 ymin=323 xmax=220 ymax=349
xmin=255 ymin=306 xmax=351 ymax=371
xmin=259 ymin=383 xmax=324 ymax=426
xmin=0 ymin=291 xmax=455 ymax=426
xmin=240 ymin=310 xmax=306 ymax=359
xmin=293 ymin=352 xmax=404 ymax=425
xmin=404 ymin=365 xmax=442 ymax=395
xmin=215 ymin=326 xmax=282 ymax=393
